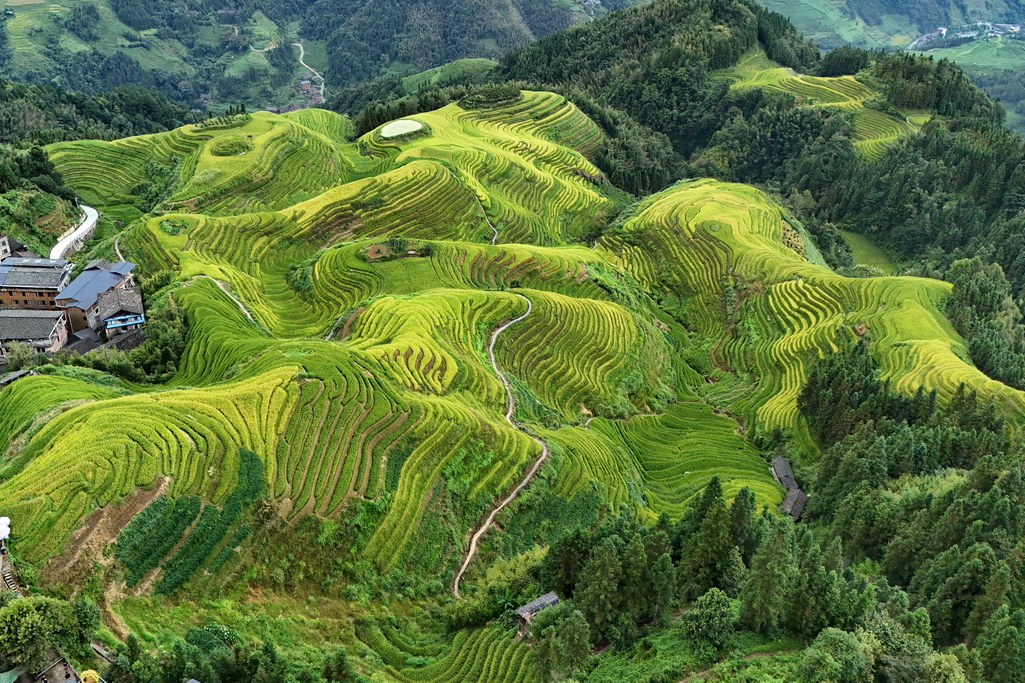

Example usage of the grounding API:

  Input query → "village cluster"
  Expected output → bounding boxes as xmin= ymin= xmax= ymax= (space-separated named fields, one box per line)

xmin=0 ymin=233 xmax=144 ymax=380
xmin=908 ymin=21 xmax=1024 ymax=50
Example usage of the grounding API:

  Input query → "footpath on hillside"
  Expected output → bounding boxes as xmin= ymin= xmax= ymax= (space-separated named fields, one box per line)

xmin=453 ymin=293 xmax=549 ymax=597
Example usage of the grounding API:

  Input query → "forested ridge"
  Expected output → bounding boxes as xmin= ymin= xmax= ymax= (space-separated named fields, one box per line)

xmin=1 ymin=0 xmax=643 ymax=109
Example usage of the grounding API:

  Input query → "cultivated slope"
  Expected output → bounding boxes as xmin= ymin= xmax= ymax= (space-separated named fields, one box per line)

xmin=3 ymin=88 xmax=1023 ymax=679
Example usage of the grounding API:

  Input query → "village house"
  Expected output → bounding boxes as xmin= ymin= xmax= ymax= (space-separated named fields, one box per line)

xmin=0 ymin=309 xmax=69 ymax=362
xmin=0 ymin=235 xmax=9 ymax=260
xmin=0 ymin=257 xmax=72 ymax=310
xmin=514 ymin=592 xmax=560 ymax=635
xmin=771 ymin=456 xmax=806 ymax=520
xmin=3 ymin=236 xmax=36 ymax=259
xmin=55 ymin=259 xmax=136 ymax=333
xmin=97 ymin=286 xmax=145 ymax=336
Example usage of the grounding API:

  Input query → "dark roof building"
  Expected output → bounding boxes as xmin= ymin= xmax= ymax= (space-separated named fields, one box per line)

xmin=97 ymin=287 xmax=145 ymax=335
xmin=66 ymin=327 xmax=101 ymax=355
xmin=56 ymin=260 xmax=136 ymax=332
xmin=0 ymin=369 xmax=36 ymax=387
xmin=515 ymin=592 xmax=560 ymax=621
xmin=0 ymin=309 xmax=69 ymax=359
xmin=0 ymin=258 xmax=72 ymax=311
xmin=771 ymin=456 xmax=806 ymax=521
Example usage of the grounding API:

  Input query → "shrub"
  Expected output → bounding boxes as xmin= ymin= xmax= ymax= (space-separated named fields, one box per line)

xmin=210 ymin=135 xmax=254 ymax=157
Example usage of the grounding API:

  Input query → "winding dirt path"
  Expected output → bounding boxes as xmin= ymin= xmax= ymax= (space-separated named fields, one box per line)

xmin=113 ymin=236 xmax=124 ymax=261
xmin=453 ymin=293 xmax=549 ymax=597
xmin=198 ymin=275 xmax=256 ymax=323
xmin=292 ymin=41 xmax=326 ymax=98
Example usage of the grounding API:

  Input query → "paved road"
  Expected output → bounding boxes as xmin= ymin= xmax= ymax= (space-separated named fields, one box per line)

xmin=50 ymin=205 xmax=99 ymax=260
xmin=292 ymin=42 xmax=326 ymax=98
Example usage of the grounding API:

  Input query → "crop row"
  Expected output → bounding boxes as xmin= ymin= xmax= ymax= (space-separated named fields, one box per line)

xmin=607 ymin=178 xmax=1025 ymax=436
xmin=115 ymin=494 xmax=202 ymax=587
xmin=550 ymin=401 xmax=782 ymax=516
xmin=393 ymin=627 xmax=539 ymax=683
xmin=494 ymin=290 xmax=642 ymax=421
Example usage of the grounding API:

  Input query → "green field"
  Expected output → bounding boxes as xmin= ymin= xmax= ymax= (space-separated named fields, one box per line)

xmin=0 ymin=0 xmax=314 ymax=108
xmin=837 ymin=229 xmax=897 ymax=274
xmin=914 ymin=36 xmax=1025 ymax=73
xmin=716 ymin=49 xmax=914 ymax=158
xmin=4 ymin=79 xmax=1025 ymax=679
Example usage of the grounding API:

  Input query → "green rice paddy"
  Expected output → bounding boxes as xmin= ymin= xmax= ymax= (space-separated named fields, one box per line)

xmin=716 ymin=48 xmax=914 ymax=159
xmin=837 ymin=229 xmax=897 ymax=274
xmin=1 ymin=84 xmax=1022 ymax=683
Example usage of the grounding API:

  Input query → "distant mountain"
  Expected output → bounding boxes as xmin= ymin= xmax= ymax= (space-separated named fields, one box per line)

xmin=755 ymin=0 xmax=1025 ymax=49
xmin=0 ymin=0 xmax=644 ymax=109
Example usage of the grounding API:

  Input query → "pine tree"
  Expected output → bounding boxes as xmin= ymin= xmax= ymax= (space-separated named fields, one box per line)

xmin=678 ymin=477 xmax=734 ymax=601
xmin=648 ymin=552 xmax=677 ymax=623
xmin=675 ymin=476 xmax=724 ymax=548
xmin=621 ymin=532 xmax=648 ymax=621
xmin=965 ymin=561 xmax=1011 ymax=646
xmin=739 ymin=515 xmax=798 ymax=633
xmin=323 ymin=647 xmax=357 ymax=683
xmin=541 ymin=528 xmax=591 ymax=595
xmin=730 ymin=486 xmax=757 ymax=564
xmin=574 ymin=536 xmax=623 ymax=639
xmin=561 ymin=610 xmax=591 ymax=675
xmin=720 ymin=546 xmax=746 ymax=598
xmin=976 ymin=605 xmax=1025 ymax=683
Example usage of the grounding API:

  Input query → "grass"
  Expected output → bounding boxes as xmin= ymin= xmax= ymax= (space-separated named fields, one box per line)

xmin=401 ymin=58 xmax=498 ymax=92
xmin=2 ymin=0 xmax=305 ymax=107
xmin=913 ymin=36 xmax=1025 ymax=75
xmin=753 ymin=0 xmax=915 ymax=49
xmin=837 ymin=229 xmax=897 ymax=274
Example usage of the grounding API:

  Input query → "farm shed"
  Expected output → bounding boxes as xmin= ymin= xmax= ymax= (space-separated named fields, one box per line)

xmin=515 ymin=592 xmax=560 ymax=634
xmin=771 ymin=456 xmax=806 ymax=520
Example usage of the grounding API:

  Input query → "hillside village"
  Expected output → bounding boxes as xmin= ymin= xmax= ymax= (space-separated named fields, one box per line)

xmin=0 ymin=231 xmax=145 ymax=376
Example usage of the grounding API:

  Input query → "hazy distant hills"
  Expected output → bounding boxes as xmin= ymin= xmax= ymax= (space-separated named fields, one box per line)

xmin=0 ymin=0 xmax=642 ymax=109
xmin=756 ymin=0 xmax=1025 ymax=48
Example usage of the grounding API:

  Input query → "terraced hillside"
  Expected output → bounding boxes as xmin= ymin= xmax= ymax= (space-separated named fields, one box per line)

xmin=4 ymin=84 xmax=1025 ymax=680
xmin=598 ymin=178 xmax=1025 ymax=437
xmin=0 ymin=93 xmax=780 ymax=577
xmin=718 ymin=49 xmax=914 ymax=158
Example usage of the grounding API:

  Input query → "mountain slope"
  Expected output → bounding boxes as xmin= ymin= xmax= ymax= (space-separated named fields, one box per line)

xmin=0 ymin=0 xmax=644 ymax=108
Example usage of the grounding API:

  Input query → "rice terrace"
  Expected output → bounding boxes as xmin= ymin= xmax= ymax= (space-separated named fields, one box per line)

xmin=2 ymin=11 xmax=1025 ymax=677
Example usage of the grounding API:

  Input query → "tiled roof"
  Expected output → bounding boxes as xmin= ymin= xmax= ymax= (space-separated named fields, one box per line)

xmin=0 ymin=257 xmax=67 ymax=268
xmin=1 ymin=267 xmax=65 ymax=288
xmin=97 ymin=287 xmax=144 ymax=322
xmin=515 ymin=591 xmax=559 ymax=617
xmin=56 ymin=261 xmax=135 ymax=309
xmin=0 ymin=309 xmax=64 ymax=341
